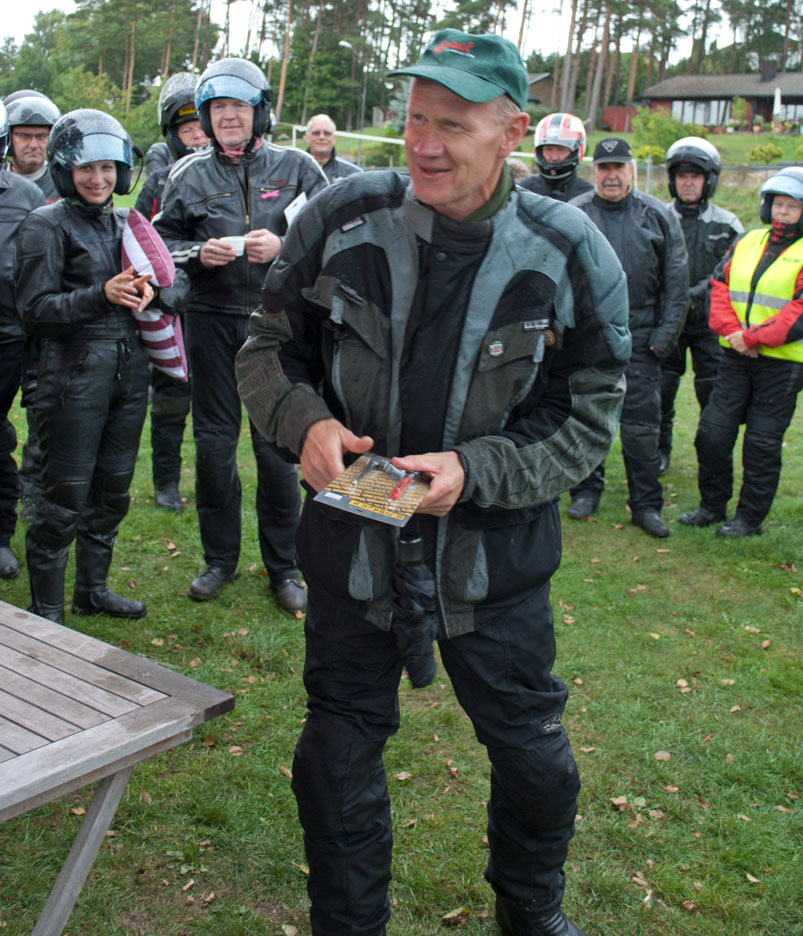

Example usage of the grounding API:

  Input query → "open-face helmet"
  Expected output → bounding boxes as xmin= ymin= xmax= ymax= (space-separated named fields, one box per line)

xmin=666 ymin=136 xmax=721 ymax=201
xmin=759 ymin=166 xmax=803 ymax=230
xmin=195 ymin=58 xmax=272 ymax=141
xmin=533 ymin=112 xmax=586 ymax=179
xmin=47 ymin=109 xmax=135 ymax=198
xmin=4 ymin=90 xmax=61 ymax=159
xmin=158 ymin=73 xmax=201 ymax=158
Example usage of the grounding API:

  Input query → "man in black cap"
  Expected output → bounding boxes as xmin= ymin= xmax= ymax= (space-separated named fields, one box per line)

xmin=568 ymin=137 xmax=688 ymax=537
xmin=237 ymin=29 xmax=630 ymax=936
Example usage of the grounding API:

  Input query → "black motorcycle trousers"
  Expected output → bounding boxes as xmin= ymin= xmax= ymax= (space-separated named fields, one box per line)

xmin=185 ymin=312 xmax=301 ymax=580
xmin=291 ymin=583 xmax=580 ymax=936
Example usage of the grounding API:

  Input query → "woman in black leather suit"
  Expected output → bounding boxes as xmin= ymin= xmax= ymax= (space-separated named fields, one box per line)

xmin=15 ymin=109 xmax=155 ymax=624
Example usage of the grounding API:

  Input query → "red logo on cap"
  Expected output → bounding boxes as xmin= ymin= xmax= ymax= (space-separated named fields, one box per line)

xmin=433 ymin=39 xmax=475 ymax=55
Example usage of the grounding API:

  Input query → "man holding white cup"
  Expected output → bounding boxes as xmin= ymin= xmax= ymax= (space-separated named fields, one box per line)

xmin=155 ymin=58 xmax=327 ymax=612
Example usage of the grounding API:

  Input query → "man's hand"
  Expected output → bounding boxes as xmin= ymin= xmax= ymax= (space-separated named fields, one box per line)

xmin=199 ymin=238 xmax=237 ymax=267
xmin=392 ymin=451 xmax=465 ymax=517
xmin=725 ymin=330 xmax=758 ymax=357
xmin=300 ymin=418 xmax=374 ymax=492
xmin=244 ymin=228 xmax=282 ymax=264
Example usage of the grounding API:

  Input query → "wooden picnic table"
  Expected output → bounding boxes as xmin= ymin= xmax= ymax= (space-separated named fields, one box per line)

xmin=0 ymin=600 xmax=235 ymax=935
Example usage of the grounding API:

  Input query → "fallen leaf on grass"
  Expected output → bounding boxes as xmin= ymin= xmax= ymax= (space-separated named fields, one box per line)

xmin=744 ymin=625 xmax=760 ymax=634
xmin=721 ymin=678 xmax=735 ymax=686
xmin=580 ymin=746 xmax=596 ymax=753
xmin=442 ymin=907 xmax=470 ymax=926
xmin=774 ymin=805 xmax=791 ymax=813
xmin=664 ymin=785 xmax=679 ymax=793
xmin=201 ymin=735 xmax=216 ymax=747
xmin=203 ymin=892 xmax=216 ymax=906
xmin=151 ymin=638 xmax=164 ymax=646
xmin=730 ymin=705 xmax=742 ymax=713
xmin=761 ymin=640 xmax=771 ymax=650
xmin=649 ymin=809 xmax=666 ymax=819
xmin=738 ymin=814 xmax=751 ymax=822
xmin=282 ymin=927 xmax=297 ymax=936
xmin=140 ymin=791 xmax=152 ymax=804
xmin=656 ymin=548 xmax=670 ymax=554
xmin=129 ymin=580 xmax=138 ymax=590
xmin=610 ymin=796 xmax=629 ymax=809
xmin=778 ymin=562 xmax=797 ymax=572
xmin=70 ymin=807 xmax=86 ymax=816
xmin=292 ymin=862 xmax=309 ymax=876
xmin=188 ymin=657 xmax=202 ymax=668
xmin=228 ymin=746 xmax=244 ymax=756
xmin=746 ymin=873 xmax=760 ymax=884
xmin=573 ymin=678 xmax=584 ymax=686
xmin=401 ymin=819 xmax=417 ymax=828
xmin=182 ymin=879 xmax=195 ymax=892
xmin=682 ymin=900 xmax=697 ymax=911
xmin=654 ymin=750 xmax=672 ymax=761
xmin=185 ymin=896 xmax=195 ymax=905
xmin=563 ymin=615 xmax=575 ymax=624
xmin=394 ymin=771 xmax=412 ymax=781
xmin=697 ymin=796 xmax=711 ymax=809
xmin=280 ymin=766 xmax=292 ymax=779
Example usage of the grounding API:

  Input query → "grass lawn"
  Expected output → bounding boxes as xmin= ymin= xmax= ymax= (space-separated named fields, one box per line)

xmin=0 ymin=369 xmax=800 ymax=936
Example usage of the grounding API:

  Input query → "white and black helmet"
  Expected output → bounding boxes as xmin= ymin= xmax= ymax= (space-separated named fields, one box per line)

xmin=533 ymin=112 xmax=586 ymax=179
xmin=47 ymin=108 xmax=135 ymax=198
xmin=3 ymin=89 xmax=61 ymax=159
xmin=195 ymin=58 xmax=272 ymax=142
xmin=666 ymin=136 xmax=721 ymax=201
xmin=759 ymin=166 xmax=803 ymax=230
xmin=0 ymin=101 xmax=8 ymax=161
xmin=158 ymin=73 xmax=203 ymax=158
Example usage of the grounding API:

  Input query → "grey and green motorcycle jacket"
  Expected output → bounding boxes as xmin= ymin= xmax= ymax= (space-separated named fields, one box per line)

xmin=237 ymin=170 xmax=630 ymax=637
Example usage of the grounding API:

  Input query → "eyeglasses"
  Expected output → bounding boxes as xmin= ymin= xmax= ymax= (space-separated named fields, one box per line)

xmin=13 ymin=131 xmax=50 ymax=143
xmin=308 ymin=130 xmax=334 ymax=137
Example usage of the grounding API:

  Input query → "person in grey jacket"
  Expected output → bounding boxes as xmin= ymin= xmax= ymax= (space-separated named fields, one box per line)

xmin=154 ymin=58 xmax=328 ymax=612
xmin=304 ymin=113 xmax=362 ymax=183
xmin=568 ymin=137 xmax=689 ymax=537
xmin=0 ymin=101 xmax=46 ymax=579
xmin=659 ymin=136 xmax=743 ymax=475
xmin=237 ymin=29 xmax=629 ymax=936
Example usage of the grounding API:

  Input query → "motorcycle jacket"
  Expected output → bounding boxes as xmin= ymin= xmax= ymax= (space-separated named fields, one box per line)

xmin=668 ymin=198 xmax=743 ymax=328
xmin=237 ymin=171 xmax=630 ymax=636
xmin=518 ymin=170 xmax=593 ymax=203
xmin=571 ymin=187 xmax=689 ymax=354
xmin=154 ymin=141 xmax=327 ymax=316
xmin=0 ymin=170 xmax=46 ymax=340
xmin=15 ymin=198 xmax=142 ymax=340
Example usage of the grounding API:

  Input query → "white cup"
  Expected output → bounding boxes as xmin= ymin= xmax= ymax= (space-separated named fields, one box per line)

xmin=220 ymin=235 xmax=245 ymax=256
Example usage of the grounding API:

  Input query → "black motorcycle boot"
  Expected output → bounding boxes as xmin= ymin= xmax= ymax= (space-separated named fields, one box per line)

xmin=73 ymin=529 xmax=147 ymax=619
xmin=496 ymin=896 xmax=587 ymax=936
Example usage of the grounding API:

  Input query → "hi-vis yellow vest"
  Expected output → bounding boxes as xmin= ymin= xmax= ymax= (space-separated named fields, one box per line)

xmin=727 ymin=228 xmax=803 ymax=363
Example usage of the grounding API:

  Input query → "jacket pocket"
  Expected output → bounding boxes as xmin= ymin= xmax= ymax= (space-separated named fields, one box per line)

xmin=461 ymin=321 xmax=547 ymax=438
xmin=441 ymin=503 xmax=561 ymax=607
xmin=326 ymin=289 xmax=390 ymax=435
xmin=296 ymin=497 xmax=392 ymax=607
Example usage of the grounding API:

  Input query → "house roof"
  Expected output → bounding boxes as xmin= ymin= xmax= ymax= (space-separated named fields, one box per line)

xmin=528 ymin=73 xmax=551 ymax=86
xmin=641 ymin=73 xmax=803 ymax=100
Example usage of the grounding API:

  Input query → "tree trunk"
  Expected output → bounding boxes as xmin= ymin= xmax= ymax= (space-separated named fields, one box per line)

xmin=587 ymin=4 xmax=611 ymax=132
xmin=124 ymin=21 xmax=136 ymax=120
xmin=781 ymin=0 xmax=793 ymax=71
xmin=300 ymin=5 xmax=323 ymax=125
xmin=604 ymin=22 xmax=619 ymax=108
xmin=517 ymin=0 xmax=529 ymax=51
xmin=559 ymin=0 xmax=578 ymax=112
xmin=625 ymin=24 xmax=641 ymax=106
xmin=275 ymin=0 xmax=293 ymax=122
xmin=566 ymin=0 xmax=590 ymax=112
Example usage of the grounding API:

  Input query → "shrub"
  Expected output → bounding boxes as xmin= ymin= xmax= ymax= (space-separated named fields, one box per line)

xmin=633 ymin=144 xmax=665 ymax=161
xmin=731 ymin=96 xmax=749 ymax=125
xmin=748 ymin=142 xmax=783 ymax=163
xmin=632 ymin=107 xmax=686 ymax=152
xmin=681 ymin=123 xmax=708 ymax=138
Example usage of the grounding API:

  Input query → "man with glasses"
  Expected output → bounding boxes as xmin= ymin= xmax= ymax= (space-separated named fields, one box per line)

xmin=304 ymin=113 xmax=362 ymax=183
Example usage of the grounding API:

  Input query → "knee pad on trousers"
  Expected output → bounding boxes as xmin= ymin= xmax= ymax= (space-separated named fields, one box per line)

xmin=0 ymin=420 xmax=17 ymax=456
xmin=28 ymin=498 xmax=81 ymax=552
xmin=620 ymin=420 xmax=659 ymax=461
xmin=490 ymin=733 xmax=580 ymax=836
xmin=291 ymin=712 xmax=391 ymax=839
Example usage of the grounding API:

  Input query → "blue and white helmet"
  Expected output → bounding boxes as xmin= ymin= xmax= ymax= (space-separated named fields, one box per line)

xmin=759 ymin=166 xmax=803 ymax=225
xmin=195 ymin=58 xmax=272 ymax=140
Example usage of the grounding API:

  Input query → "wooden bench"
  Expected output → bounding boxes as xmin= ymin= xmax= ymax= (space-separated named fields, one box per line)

xmin=0 ymin=601 xmax=235 ymax=935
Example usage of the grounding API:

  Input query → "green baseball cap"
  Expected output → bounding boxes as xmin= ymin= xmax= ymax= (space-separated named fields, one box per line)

xmin=387 ymin=29 xmax=529 ymax=112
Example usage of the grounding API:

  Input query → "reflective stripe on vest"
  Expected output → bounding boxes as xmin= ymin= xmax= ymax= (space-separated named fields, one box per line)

xmin=727 ymin=228 xmax=803 ymax=363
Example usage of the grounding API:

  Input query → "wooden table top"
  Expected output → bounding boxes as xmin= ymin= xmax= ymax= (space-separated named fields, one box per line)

xmin=0 ymin=601 xmax=234 ymax=822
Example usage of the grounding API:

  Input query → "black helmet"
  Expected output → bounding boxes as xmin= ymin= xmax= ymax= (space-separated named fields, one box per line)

xmin=158 ymin=72 xmax=200 ymax=158
xmin=195 ymin=57 xmax=272 ymax=141
xmin=47 ymin=109 xmax=135 ymax=198
xmin=759 ymin=167 xmax=803 ymax=231
xmin=0 ymin=101 xmax=8 ymax=161
xmin=666 ymin=136 xmax=721 ymax=201
xmin=533 ymin=112 xmax=587 ymax=179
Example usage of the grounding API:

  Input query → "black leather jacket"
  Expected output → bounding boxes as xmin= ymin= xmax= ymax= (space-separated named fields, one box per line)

xmin=571 ymin=188 xmax=689 ymax=354
xmin=154 ymin=141 xmax=328 ymax=316
xmin=15 ymin=198 xmax=141 ymax=340
xmin=668 ymin=198 xmax=743 ymax=329
xmin=518 ymin=171 xmax=593 ymax=203
xmin=0 ymin=170 xmax=47 ymax=341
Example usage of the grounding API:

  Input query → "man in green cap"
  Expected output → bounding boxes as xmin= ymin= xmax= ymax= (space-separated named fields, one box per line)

xmin=237 ymin=28 xmax=629 ymax=936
